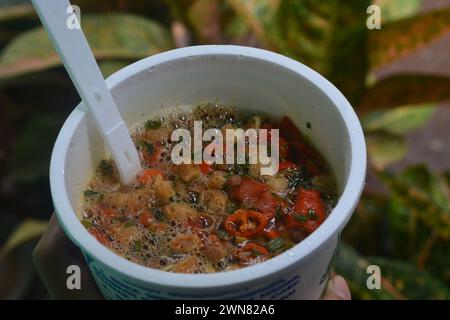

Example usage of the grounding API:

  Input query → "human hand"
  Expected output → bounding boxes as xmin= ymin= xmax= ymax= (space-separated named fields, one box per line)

xmin=322 ymin=274 xmax=352 ymax=300
xmin=33 ymin=214 xmax=103 ymax=299
xmin=34 ymin=214 xmax=351 ymax=300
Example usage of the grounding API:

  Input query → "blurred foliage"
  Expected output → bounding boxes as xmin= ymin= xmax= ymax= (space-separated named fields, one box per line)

xmin=342 ymin=165 xmax=450 ymax=299
xmin=360 ymin=75 xmax=450 ymax=112
xmin=0 ymin=218 xmax=47 ymax=259
xmin=335 ymin=243 xmax=450 ymax=299
xmin=0 ymin=0 xmax=449 ymax=299
xmin=368 ymin=5 xmax=450 ymax=69
xmin=362 ymin=104 xmax=436 ymax=170
xmin=0 ymin=14 xmax=173 ymax=80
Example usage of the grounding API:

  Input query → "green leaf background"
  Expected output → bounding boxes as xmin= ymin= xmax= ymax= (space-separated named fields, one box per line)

xmin=0 ymin=0 xmax=449 ymax=299
xmin=0 ymin=13 xmax=173 ymax=80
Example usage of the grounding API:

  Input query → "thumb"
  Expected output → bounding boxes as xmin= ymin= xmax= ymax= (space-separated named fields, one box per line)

xmin=322 ymin=275 xmax=352 ymax=300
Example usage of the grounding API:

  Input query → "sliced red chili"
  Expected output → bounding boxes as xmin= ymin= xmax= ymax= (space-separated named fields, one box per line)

xmin=228 ymin=178 xmax=281 ymax=218
xmin=139 ymin=211 xmax=152 ymax=227
xmin=263 ymin=228 xmax=280 ymax=240
xmin=279 ymin=160 xmax=297 ymax=171
xmin=137 ymin=169 xmax=164 ymax=184
xmin=254 ymin=190 xmax=280 ymax=219
xmin=280 ymin=116 xmax=303 ymax=140
xmin=286 ymin=189 xmax=326 ymax=233
xmin=260 ymin=124 xmax=289 ymax=159
xmin=278 ymin=137 xmax=290 ymax=159
xmin=89 ymin=228 xmax=109 ymax=246
xmin=188 ymin=214 xmax=214 ymax=230
xmin=97 ymin=205 xmax=118 ymax=217
xmin=199 ymin=162 xmax=213 ymax=174
xmin=234 ymin=242 xmax=269 ymax=265
xmin=242 ymin=242 xmax=269 ymax=255
xmin=143 ymin=145 xmax=164 ymax=167
xmin=229 ymin=178 xmax=267 ymax=203
xmin=224 ymin=209 xmax=269 ymax=237
xmin=279 ymin=117 xmax=326 ymax=176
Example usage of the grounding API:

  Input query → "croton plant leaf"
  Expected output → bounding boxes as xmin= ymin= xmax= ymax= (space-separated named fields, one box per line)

xmin=359 ymin=75 xmax=450 ymax=112
xmin=226 ymin=0 xmax=280 ymax=49
xmin=0 ymin=218 xmax=47 ymax=259
xmin=51 ymin=0 xmax=168 ymax=16
xmin=0 ymin=3 xmax=35 ymax=22
xmin=378 ymin=165 xmax=450 ymax=240
xmin=368 ymin=6 xmax=450 ymax=70
xmin=366 ymin=133 xmax=407 ymax=170
xmin=361 ymin=104 xmax=436 ymax=135
xmin=98 ymin=60 xmax=130 ymax=78
xmin=0 ymin=3 xmax=38 ymax=48
xmin=334 ymin=243 xmax=450 ymax=299
xmin=7 ymin=113 xmax=68 ymax=184
xmin=186 ymin=0 xmax=222 ymax=43
xmin=227 ymin=0 xmax=370 ymax=104
xmin=0 ymin=13 xmax=174 ymax=80
xmin=386 ymin=189 xmax=450 ymax=284
xmin=341 ymin=192 xmax=388 ymax=255
xmin=374 ymin=0 xmax=422 ymax=24
xmin=333 ymin=243 xmax=403 ymax=299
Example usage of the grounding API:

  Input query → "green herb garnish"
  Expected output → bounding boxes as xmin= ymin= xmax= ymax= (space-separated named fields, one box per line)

xmin=84 ymin=189 xmax=103 ymax=199
xmin=252 ymin=249 xmax=261 ymax=257
xmin=99 ymin=159 xmax=113 ymax=176
xmin=275 ymin=206 xmax=283 ymax=220
xmin=294 ymin=213 xmax=308 ymax=223
xmin=216 ymin=229 xmax=230 ymax=240
xmin=124 ymin=220 xmax=135 ymax=228
xmin=142 ymin=141 xmax=155 ymax=155
xmin=226 ymin=203 xmax=238 ymax=214
xmin=152 ymin=208 xmax=164 ymax=221
xmin=307 ymin=208 xmax=319 ymax=221
xmin=224 ymin=171 xmax=233 ymax=179
xmin=233 ymin=164 xmax=249 ymax=176
xmin=81 ymin=219 xmax=92 ymax=229
xmin=286 ymin=169 xmax=304 ymax=189
xmin=133 ymin=240 xmax=142 ymax=252
xmin=145 ymin=119 xmax=162 ymax=129
xmin=294 ymin=210 xmax=318 ymax=223
xmin=186 ymin=191 xmax=199 ymax=204
xmin=267 ymin=237 xmax=285 ymax=253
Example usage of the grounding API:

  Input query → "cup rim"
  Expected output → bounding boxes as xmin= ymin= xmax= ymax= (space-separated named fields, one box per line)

xmin=50 ymin=45 xmax=366 ymax=289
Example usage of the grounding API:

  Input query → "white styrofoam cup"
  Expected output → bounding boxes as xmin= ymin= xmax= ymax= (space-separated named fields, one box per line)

xmin=50 ymin=45 xmax=366 ymax=300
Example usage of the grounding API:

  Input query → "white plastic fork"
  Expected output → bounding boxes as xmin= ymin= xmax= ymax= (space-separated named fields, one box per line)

xmin=31 ymin=0 xmax=142 ymax=184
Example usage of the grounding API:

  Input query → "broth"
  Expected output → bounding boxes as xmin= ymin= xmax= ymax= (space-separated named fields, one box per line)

xmin=79 ymin=104 xmax=337 ymax=273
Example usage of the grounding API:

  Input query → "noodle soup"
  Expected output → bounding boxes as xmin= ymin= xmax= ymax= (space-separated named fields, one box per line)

xmin=79 ymin=104 xmax=337 ymax=273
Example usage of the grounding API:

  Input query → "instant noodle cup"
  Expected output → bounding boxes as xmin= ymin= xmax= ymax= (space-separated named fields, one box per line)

xmin=50 ymin=45 xmax=366 ymax=299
